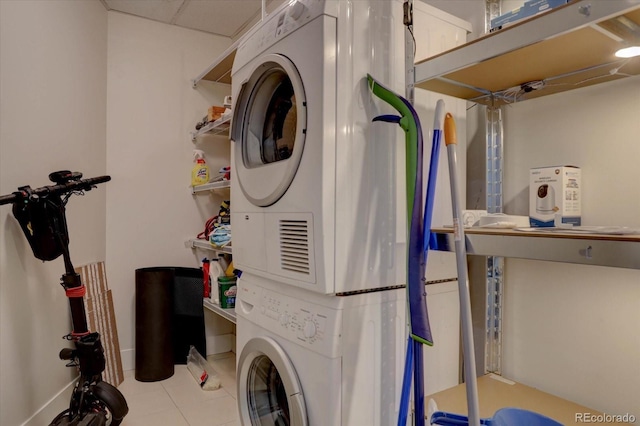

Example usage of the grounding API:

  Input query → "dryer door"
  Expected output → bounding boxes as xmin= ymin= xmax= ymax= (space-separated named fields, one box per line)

xmin=231 ymin=54 xmax=307 ymax=207
xmin=237 ymin=336 xmax=308 ymax=426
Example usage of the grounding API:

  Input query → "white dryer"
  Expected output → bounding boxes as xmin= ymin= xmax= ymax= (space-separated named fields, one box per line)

xmin=230 ymin=0 xmax=408 ymax=294
xmin=235 ymin=274 xmax=406 ymax=425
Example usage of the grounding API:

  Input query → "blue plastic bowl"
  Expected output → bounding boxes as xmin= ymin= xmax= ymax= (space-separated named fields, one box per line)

xmin=492 ymin=407 xmax=563 ymax=426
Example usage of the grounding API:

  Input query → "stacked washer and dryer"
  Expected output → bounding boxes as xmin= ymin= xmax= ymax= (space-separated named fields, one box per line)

xmin=229 ymin=1 xmax=471 ymax=424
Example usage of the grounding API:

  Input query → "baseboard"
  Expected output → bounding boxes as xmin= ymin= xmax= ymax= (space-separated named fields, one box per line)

xmin=120 ymin=336 xmax=233 ymax=372
xmin=21 ymin=379 xmax=75 ymax=426
xmin=120 ymin=348 xmax=135 ymax=372
xmin=206 ymin=333 xmax=233 ymax=355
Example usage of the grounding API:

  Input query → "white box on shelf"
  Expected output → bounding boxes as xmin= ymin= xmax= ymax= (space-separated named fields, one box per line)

xmin=529 ymin=165 xmax=581 ymax=227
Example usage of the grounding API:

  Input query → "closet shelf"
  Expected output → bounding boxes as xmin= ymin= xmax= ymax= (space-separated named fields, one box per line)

xmin=427 ymin=374 xmax=608 ymax=424
xmin=192 ymin=39 xmax=239 ymax=86
xmin=185 ymin=238 xmax=232 ymax=254
xmin=430 ymin=227 xmax=640 ymax=270
xmin=203 ymin=298 xmax=236 ymax=324
xmin=191 ymin=113 xmax=232 ymax=141
xmin=414 ymin=0 xmax=640 ymax=106
xmin=191 ymin=180 xmax=230 ymax=194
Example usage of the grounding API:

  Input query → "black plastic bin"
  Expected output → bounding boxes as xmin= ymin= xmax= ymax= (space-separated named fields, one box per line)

xmin=135 ymin=267 xmax=206 ymax=382
xmin=171 ymin=267 xmax=206 ymax=364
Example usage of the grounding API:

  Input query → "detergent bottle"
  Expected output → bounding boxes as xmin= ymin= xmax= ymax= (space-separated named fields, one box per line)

xmin=209 ymin=258 xmax=225 ymax=304
xmin=191 ymin=150 xmax=210 ymax=186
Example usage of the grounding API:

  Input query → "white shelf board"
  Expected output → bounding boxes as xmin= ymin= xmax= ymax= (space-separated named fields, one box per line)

xmin=203 ymin=298 xmax=236 ymax=324
xmin=185 ymin=238 xmax=232 ymax=254
xmin=191 ymin=113 xmax=232 ymax=141
xmin=414 ymin=0 xmax=640 ymax=105
xmin=192 ymin=39 xmax=240 ymax=86
xmin=431 ymin=228 xmax=640 ymax=270
xmin=191 ymin=180 xmax=230 ymax=194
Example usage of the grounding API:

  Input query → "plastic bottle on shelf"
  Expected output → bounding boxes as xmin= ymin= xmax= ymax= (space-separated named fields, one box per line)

xmin=209 ymin=258 xmax=225 ymax=304
xmin=217 ymin=254 xmax=229 ymax=272
xmin=224 ymin=260 xmax=235 ymax=277
xmin=191 ymin=150 xmax=210 ymax=186
xmin=202 ymin=258 xmax=211 ymax=299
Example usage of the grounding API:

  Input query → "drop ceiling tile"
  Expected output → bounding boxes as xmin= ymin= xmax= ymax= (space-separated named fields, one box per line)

xmin=104 ymin=0 xmax=185 ymax=23
xmin=175 ymin=0 xmax=262 ymax=37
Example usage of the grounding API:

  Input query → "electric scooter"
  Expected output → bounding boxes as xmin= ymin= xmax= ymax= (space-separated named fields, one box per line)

xmin=0 ymin=171 xmax=128 ymax=426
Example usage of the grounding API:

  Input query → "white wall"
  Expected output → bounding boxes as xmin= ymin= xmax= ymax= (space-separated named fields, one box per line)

xmin=499 ymin=77 xmax=640 ymax=420
xmin=0 ymin=1 xmax=108 ymax=425
xmin=105 ymin=12 xmax=233 ymax=370
xmin=424 ymin=0 xmax=525 ymax=37
xmin=423 ymin=0 xmax=485 ymax=37
xmin=502 ymin=77 xmax=640 ymax=224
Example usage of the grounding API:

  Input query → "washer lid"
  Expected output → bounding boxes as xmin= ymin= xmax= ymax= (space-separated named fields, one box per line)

xmin=237 ymin=336 xmax=308 ymax=425
xmin=232 ymin=54 xmax=307 ymax=207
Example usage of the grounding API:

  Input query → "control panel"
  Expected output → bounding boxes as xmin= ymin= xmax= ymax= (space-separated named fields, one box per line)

xmin=234 ymin=0 xmax=327 ymax=70
xmin=237 ymin=281 xmax=341 ymax=358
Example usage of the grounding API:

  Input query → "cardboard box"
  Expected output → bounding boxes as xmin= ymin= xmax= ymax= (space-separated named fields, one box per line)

xmin=77 ymin=262 xmax=125 ymax=387
xmin=208 ymin=106 xmax=227 ymax=122
xmin=427 ymin=374 xmax=613 ymax=425
xmin=491 ymin=0 xmax=569 ymax=31
xmin=529 ymin=165 xmax=581 ymax=227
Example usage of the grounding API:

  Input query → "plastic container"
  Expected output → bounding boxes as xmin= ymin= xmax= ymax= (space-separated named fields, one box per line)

xmin=186 ymin=346 xmax=221 ymax=390
xmin=135 ymin=268 xmax=174 ymax=381
xmin=218 ymin=275 xmax=237 ymax=308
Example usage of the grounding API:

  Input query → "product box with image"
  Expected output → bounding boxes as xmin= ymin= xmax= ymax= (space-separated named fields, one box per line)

xmin=529 ymin=165 xmax=581 ymax=227
xmin=490 ymin=0 xmax=570 ymax=31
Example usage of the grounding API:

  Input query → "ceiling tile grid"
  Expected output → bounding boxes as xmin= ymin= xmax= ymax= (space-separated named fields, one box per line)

xmin=102 ymin=0 xmax=285 ymax=38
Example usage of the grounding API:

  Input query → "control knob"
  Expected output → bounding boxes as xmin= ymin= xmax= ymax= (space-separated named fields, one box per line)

xmin=303 ymin=319 xmax=317 ymax=339
xmin=289 ymin=1 xmax=307 ymax=20
xmin=279 ymin=313 xmax=290 ymax=327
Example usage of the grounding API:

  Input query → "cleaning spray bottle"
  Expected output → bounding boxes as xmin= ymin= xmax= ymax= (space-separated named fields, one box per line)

xmin=191 ymin=149 xmax=210 ymax=186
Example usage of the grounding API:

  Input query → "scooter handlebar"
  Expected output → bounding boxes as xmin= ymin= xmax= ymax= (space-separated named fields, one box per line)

xmin=0 ymin=175 xmax=111 ymax=206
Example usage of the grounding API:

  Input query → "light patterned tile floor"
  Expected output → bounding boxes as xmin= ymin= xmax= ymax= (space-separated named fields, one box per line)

xmin=118 ymin=352 xmax=239 ymax=426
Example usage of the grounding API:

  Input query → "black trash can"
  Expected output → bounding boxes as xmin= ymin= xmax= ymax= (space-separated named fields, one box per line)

xmin=134 ymin=267 xmax=206 ymax=381
xmin=171 ymin=267 xmax=206 ymax=365
xmin=135 ymin=267 xmax=174 ymax=382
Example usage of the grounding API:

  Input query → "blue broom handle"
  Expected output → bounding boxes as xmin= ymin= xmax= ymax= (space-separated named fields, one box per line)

xmin=423 ymin=101 xmax=445 ymax=251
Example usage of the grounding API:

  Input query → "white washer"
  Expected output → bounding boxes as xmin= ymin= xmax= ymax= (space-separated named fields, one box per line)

xmin=235 ymin=274 xmax=406 ymax=425
xmin=230 ymin=0 xmax=408 ymax=294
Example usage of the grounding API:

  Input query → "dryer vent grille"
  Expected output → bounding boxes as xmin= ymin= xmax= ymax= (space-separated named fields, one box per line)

xmin=279 ymin=220 xmax=310 ymax=275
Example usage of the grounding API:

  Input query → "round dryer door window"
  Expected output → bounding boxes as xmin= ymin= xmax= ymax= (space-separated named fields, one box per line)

xmin=232 ymin=54 xmax=306 ymax=207
xmin=238 ymin=336 xmax=308 ymax=425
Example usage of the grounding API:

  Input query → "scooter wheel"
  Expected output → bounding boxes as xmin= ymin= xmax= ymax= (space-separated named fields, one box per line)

xmin=49 ymin=409 xmax=73 ymax=425
xmin=93 ymin=382 xmax=129 ymax=425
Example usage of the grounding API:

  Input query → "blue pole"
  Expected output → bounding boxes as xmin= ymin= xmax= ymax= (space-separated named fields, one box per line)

xmin=397 ymin=336 xmax=414 ymax=426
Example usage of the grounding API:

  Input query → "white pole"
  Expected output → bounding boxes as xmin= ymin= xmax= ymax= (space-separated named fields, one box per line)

xmin=444 ymin=113 xmax=481 ymax=426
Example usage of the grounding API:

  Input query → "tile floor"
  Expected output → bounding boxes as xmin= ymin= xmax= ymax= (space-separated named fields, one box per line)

xmin=118 ymin=352 xmax=239 ymax=426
